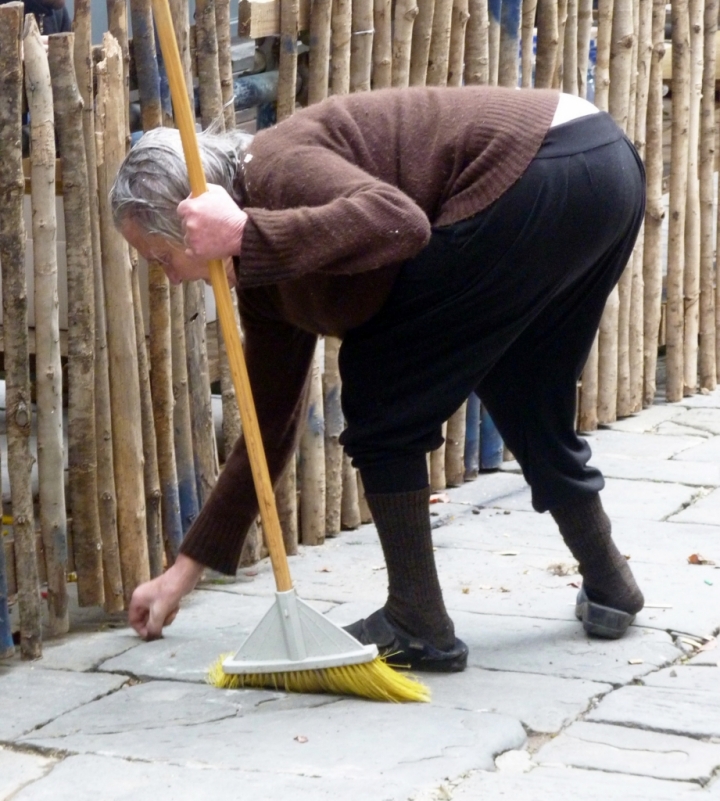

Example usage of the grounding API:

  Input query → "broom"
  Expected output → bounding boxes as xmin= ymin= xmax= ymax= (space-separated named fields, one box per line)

xmin=150 ymin=0 xmax=429 ymax=703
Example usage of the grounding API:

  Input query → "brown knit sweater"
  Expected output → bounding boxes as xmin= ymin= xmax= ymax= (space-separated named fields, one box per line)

xmin=180 ymin=85 xmax=559 ymax=573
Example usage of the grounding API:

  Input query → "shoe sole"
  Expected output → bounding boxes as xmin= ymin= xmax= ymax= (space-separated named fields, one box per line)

xmin=575 ymin=596 xmax=635 ymax=639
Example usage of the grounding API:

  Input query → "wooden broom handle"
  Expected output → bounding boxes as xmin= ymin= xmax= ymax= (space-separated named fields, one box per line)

xmin=151 ymin=0 xmax=293 ymax=592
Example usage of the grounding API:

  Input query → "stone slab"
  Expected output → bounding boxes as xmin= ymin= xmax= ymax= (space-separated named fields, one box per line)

xmin=473 ymin=476 xmax=698 ymax=521
xmin=670 ymin=486 xmax=720 ymax=525
xmin=673 ymin=436 xmax=720 ymax=463
xmin=450 ymin=765 xmax=707 ymax=800
xmin=587 ymin=665 xmax=720 ymax=737
xmin=98 ymin=590 xmax=334 ymax=682
xmin=654 ymin=421 xmax=715 ymax=438
xmin=0 ymin=746 xmax=56 ymax=799
xmin=33 ymin=630 xmax=140 ymax=672
xmin=0 ymin=667 xmax=127 ymax=740
xmin=585 ymin=430 xmax=706 ymax=460
xmin=593 ymin=454 xmax=720 ymax=487
xmin=424 ymin=668 xmax=611 ymax=734
xmin=21 ymin=681 xmax=526 ymax=795
xmin=602 ymin=405 xmax=684 ymax=433
xmin=535 ymin=720 xmax=720 ymax=782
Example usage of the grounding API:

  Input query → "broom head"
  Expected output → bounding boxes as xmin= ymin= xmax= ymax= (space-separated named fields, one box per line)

xmin=207 ymin=589 xmax=430 ymax=702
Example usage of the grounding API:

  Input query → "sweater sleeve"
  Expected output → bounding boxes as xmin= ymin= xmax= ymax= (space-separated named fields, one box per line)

xmin=179 ymin=290 xmax=318 ymax=574
xmin=236 ymin=145 xmax=432 ymax=286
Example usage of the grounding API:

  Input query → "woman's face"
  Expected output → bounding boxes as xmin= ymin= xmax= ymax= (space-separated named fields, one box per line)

xmin=120 ymin=218 xmax=212 ymax=285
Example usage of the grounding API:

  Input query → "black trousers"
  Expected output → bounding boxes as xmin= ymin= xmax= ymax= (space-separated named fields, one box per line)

xmin=339 ymin=112 xmax=646 ymax=512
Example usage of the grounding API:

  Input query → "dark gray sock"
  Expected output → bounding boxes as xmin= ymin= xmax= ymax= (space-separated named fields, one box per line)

xmin=550 ymin=493 xmax=644 ymax=615
xmin=365 ymin=488 xmax=455 ymax=650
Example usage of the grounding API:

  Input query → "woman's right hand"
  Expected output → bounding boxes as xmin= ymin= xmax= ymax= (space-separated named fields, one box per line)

xmin=128 ymin=554 xmax=205 ymax=640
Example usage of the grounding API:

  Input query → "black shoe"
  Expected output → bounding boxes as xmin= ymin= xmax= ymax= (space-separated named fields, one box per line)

xmin=575 ymin=585 xmax=636 ymax=639
xmin=344 ymin=609 xmax=468 ymax=672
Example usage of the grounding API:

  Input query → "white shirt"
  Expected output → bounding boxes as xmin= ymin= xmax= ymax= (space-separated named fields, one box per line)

xmin=550 ymin=92 xmax=600 ymax=127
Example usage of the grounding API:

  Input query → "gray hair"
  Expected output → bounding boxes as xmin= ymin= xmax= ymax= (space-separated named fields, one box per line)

xmin=110 ymin=126 xmax=254 ymax=243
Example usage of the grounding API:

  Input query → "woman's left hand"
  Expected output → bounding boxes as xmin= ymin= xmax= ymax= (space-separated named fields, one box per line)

xmin=178 ymin=184 xmax=248 ymax=261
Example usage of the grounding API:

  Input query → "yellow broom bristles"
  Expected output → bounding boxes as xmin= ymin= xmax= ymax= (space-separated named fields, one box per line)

xmin=206 ymin=654 xmax=431 ymax=703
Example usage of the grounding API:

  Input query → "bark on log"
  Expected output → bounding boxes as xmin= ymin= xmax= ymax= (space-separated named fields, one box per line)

xmin=576 ymin=0 xmax=593 ymax=96
xmin=666 ymin=0 xmax=691 ymax=402
xmin=331 ymin=0 xmax=352 ymax=93
xmin=308 ymin=0 xmax=332 ymax=100
xmin=171 ymin=285 xmax=200 ymax=537
xmin=563 ymin=0 xmax=579 ymax=93
xmin=464 ymin=0 xmax=489 ymax=84
xmin=521 ymin=0 xmax=538 ymax=87
xmin=535 ymin=0 xmax=559 ymax=87
xmin=445 ymin=403 xmax=467 ymax=487
xmin=372 ymin=0 xmax=392 ymax=87
xmin=553 ymin=0 xmax=568 ymax=88
xmin=278 ymin=0 xmax=299 ymax=118
xmin=131 ymin=264 xmax=163 ymax=578
xmin=683 ymin=0 xmax=703 ymax=396
xmin=195 ymin=0 xmax=224 ymax=128
xmin=341 ymin=453 xmax=361 ymax=529
xmin=410 ymin=0 xmax=435 ymax=84
xmin=642 ymin=0 xmax=667 ymax=406
xmin=488 ymin=0 xmax=501 ymax=83
xmin=448 ymin=0 xmax=470 ymax=85
xmin=73 ymin=0 xmax=124 ymax=612
xmin=427 ymin=0 xmax=455 ymax=84
xmin=106 ymin=0 xmax=131 ymax=145
xmin=276 ymin=460 xmax=299 ymax=555
xmin=430 ymin=424 xmax=448 ymax=491
xmin=699 ymin=0 xmax=717 ymax=389
xmin=323 ymin=337 xmax=343 ymax=537
xmin=350 ymin=0 xmax=374 ymax=91
xmin=215 ymin=0 xmax=235 ymax=128
xmin=130 ymin=0 xmax=163 ymax=132
xmin=96 ymin=33 xmax=150 ymax=603
xmin=594 ymin=0 xmax=615 ymax=110
xmin=498 ymin=0 xmax=521 ymax=87
xmin=0 ymin=1 xmax=42 ymax=659
xmin=299 ymin=348 xmax=326 ymax=545
xmin=392 ymin=0 xmax=419 ymax=86
xmin=51 ymin=33 xmax=106 ymax=608
xmin=26 ymin=20 xmax=70 ymax=634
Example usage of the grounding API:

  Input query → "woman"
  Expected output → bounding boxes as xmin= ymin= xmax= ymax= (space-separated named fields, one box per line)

xmin=113 ymin=85 xmax=646 ymax=672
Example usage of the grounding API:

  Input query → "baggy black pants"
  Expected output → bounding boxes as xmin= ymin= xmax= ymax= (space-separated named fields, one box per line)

xmin=339 ymin=112 xmax=647 ymax=512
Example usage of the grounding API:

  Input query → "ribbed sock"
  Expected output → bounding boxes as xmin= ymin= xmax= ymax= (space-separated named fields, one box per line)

xmin=550 ymin=493 xmax=644 ymax=615
xmin=365 ymin=487 xmax=455 ymax=650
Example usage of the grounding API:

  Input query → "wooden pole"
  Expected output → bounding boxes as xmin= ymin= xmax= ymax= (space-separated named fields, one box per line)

xmin=51 ymin=33 xmax=107 ymax=608
xmin=699 ymin=0 xmax=717 ymax=389
xmin=0 ymin=535 xmax=14 ymax=658
xmin=26 ymin=20 xmax=70 ymax=634
xmin=323 ymin=337 xmax=343 ymax=538
xmin=278 ymin=0 xmax=299 ymax=118
xmin=276 ymin=460 xmax=299 ymax=555
xmin=563 ymin=0 xmax=578 ymax=93
xmin=107 ymin=0 xmax=131 ymax=148
xmin=465 ymin=0 xmax=490 ymax=84
xmin=666 ymin=0 xmax=691 ymax=402
xmin=96 ymin=33 xmax=151 ymax=603
xmin=629 ymin=0 xmax=653 ymax=414
xmin=430 ymin=424 xmax=448 ymax=491
xmin=195 ymin=0 xmax=223 ymax=128
xmin=553 ymin=0 xmax=568 ymax=88
xmin=331 ymin=0 xmax=352 ymax=94
xmin=299 ymin=347 xmax=326 ymax=545
xmin=535 ymin=0 xmax=559 ymax=87
xmin=445 ymin=403 xmax=467 ymax=487
xmin=498 ymin=0 xmax=522 ymax=87
xmin=683 ymin=0 xmax=704 ymax=396
xmin=410 ymin=0 xmax=436 ymax=85
xmin=521 ymin=0 xmax=538 ymax=87
xmin=488 ymin=0 xmax=501 ymax=83
xmin=350 ymin=0 xmax=374 ymax=91
xmin=0 ymin=2 xmax=42 ymax=658
xmin=215 ymin=0 xmax=235 ymax=129
xmin=448 ymin=0 xmax=470 ymax=85
xmin=594 ymin=0 xmax=615 ymax=110
xmin=642 ymin=0 xmax=667 ymax=406
xmin=73 ymin=0 xmax=124 ymax=612
xmin=392 ymin=0 xmax=418 ymax=86
xmin=576 ymin=0 xmax=592 ymax=97
xmin=427 ymin=0 xmax=455 ymax=84
xmin=341 ymin=453 xmax=361 ymax=529
xmin=372 ymin=0 xmax=392 ymax=87
xmin=308 ymin=0 xmax=332 ymax=101
xmin=357 ymin=473 xmax=372 ymax=523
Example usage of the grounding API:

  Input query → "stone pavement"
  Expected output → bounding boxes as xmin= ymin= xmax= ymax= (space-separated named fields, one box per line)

xmin=2 ymin=392 xmax=720 ymax=800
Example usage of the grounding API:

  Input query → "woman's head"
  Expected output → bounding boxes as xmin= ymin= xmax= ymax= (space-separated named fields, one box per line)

xmin=110 ymin=125 xmax=252 ymax=283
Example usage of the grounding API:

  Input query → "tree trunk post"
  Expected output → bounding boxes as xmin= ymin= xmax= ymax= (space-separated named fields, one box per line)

xmin=341 ymin=453 xmax=361 ymax=529
xmin=299 ymin=347 xmax=326 ymax=545
xmin=576 ymin=0 xmax=593 ymax=96
xmin=410 ymin=0 xmax=436 ymax=84
xmin=392 ymin=0 xmax=418 ymax=86
xmin=535 ymin=0 xmax=559 ymax=87
xmin=465 ymin=0 xmax=490 ymax=84
xmin=445 ymin=403 xmax=467 ymax=487
xmin=563 ymin=0 xmax=579 ymax=94
xmin=278 ymin=0 xmax=299 ymax=118
xmin=26 ymin=21 xmax=70 ymax=634
xmin=323 ymin=337 xmax=343 ymax=538
xmin=331 ymin=0 xmax=352 ymax=94
xmin=276 ymin=460 xmax=298 ymax=554
xmin=0 ymin=2 xmax=42 ymax=658
xmin=521 ymin=0 xmax=538 ymax=87
xmin=498 ymin=0 xmax=522 ymax=87
xmin=308 ymin=0 xmax=332 ymax=100
xmin=427 ymin=0 xmax=455 ymax=85
xmin=372 ymin=0 xmax=392 ymax=87
xmin=488 ymin=0 xmax=501 ymax=83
